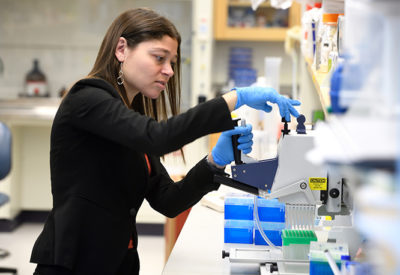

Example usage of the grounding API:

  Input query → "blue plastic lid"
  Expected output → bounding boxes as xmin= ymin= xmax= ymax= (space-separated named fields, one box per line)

xmin=257 ymin=198 xmax=284 ymax=208
xmin=225 ymin=197 xmax=254 ymax=205
xmin=341 ymin=255 xmax=351 ymax=261
xmin=256 ymin=222 xmax=285 ymax=230
xmin=224 ymin=220 xmax=254 ymax=229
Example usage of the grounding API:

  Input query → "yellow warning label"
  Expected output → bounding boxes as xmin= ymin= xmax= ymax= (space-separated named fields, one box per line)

xmin=309 ymin=177 xmax=328 ymax=190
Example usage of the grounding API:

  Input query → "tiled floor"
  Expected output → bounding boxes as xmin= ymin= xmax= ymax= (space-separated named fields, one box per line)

xmin=0 ymin=223 xmax=165 ymax=274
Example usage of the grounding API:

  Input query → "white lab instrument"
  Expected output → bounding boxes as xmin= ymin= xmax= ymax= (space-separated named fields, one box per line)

xmin=216 ymin=119 xmax=360 ymax=274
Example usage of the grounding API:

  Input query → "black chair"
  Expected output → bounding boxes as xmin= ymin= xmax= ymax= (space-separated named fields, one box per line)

xmin=0 ymin=122 xmax=17 ymax=274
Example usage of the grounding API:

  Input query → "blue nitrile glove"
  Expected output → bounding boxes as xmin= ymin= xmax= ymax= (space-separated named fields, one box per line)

xmin=234 ymin=86 xmax=301 ymax=122
xmin=211 ymin=124 xmax=253 ymax=166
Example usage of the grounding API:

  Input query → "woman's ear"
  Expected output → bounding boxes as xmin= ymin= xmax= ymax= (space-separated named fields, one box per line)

xmin=115 ymin=37 xmax=127 ymax=62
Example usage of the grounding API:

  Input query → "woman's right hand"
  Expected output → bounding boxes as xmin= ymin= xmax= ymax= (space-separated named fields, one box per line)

xmin=223 ymin=87 xmax=301 ymax=122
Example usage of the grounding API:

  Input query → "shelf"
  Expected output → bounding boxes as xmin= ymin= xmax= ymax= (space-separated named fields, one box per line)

xmin=215 ymin=27 xmax=289 ymax=41
xmin=304 ymin=57 xmax=331 ymax=119
xmin=303 ymin=56 xmax=397 ymax=164
xmin=214 ymin=0 xmax=301 ymax=42
xmin=228 ymin=1 xmax=271 ymax=8
xmin=0 ymin=98 xmax=61 ymax=125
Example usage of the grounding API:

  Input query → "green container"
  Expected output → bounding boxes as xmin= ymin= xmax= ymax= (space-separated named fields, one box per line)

xmin=282 ymin=229 xmax=317 ymax=245
xmin=312 ymin=110 xmax=325 ymax=123
xmin=282 ymin=230 xmax=318 ymax=260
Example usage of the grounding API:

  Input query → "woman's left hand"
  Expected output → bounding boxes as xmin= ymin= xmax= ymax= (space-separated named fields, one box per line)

xmin=211 ymin=124 xmax=253 ymax=167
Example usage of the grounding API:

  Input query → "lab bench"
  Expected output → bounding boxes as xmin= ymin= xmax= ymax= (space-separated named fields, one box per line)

xmin=162 ymin=200 xmax=261 ymax=275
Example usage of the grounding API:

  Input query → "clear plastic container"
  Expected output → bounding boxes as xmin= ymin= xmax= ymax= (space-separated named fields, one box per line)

xmin=314 ymin=0 xmax=343 ymax=73
xmin=264 ymin=56 xmax=282 ymax=93
xmin=301 ymin=6 xmax=322 ymax=62
xmin=317 ymin=15 xmax=339 ymax=73
xmin=282 ymin=229 xmax=317 ymax=260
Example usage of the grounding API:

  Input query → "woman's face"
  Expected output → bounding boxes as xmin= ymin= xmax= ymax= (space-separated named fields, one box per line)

xmin=116 ymin=35 xmax=178 ymax=102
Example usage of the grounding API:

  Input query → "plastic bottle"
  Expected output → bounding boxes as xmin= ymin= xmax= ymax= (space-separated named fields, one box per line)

xmin=318 ymin=14 xmax=339 ymax=73
xmin=320 ymin=41 xmax=331 ymax=72
xmin=316 ymin=0 xmax=344 ymax=73
xmin=301 ymin=3 xmax=322 ymax=62
xmin=25 ymin=59 xmax=49 ymax=97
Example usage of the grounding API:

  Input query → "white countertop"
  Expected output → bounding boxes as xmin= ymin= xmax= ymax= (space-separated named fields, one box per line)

xmin=162 ymin=195 xmax=261 ymax=275
xmin=0 ymin=97 xmax=61 ymax=124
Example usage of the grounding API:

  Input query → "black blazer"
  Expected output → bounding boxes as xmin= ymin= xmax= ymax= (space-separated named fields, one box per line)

xmin=30 ymin=78 xmax=235 ymax=274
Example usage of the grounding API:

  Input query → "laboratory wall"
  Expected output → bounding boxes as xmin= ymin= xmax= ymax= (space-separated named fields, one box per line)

xmin=0 ymin=0 xmax=192 ymax=109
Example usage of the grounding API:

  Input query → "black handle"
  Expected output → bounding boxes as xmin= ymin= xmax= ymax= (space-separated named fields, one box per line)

xmin=231 ymin=118 xmax=243 ymax=165
xmin=281 ymin=117 xmax=290 ymax=136
xmin=214 ymin=175 xmax=259 ymax=196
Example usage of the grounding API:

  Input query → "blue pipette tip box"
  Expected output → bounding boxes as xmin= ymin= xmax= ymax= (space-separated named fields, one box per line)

xmin=309 ymin=260 xmax=341 ymax=275
xmin=256 ymin=198 xmax=285 ymax=222
xmin=224 ymin=220 xmax=254 ymax=244
xmin=254 ymin=221 xmax=285 ymax=246
xmin=224 ymin=195 xmax=254 ymax=220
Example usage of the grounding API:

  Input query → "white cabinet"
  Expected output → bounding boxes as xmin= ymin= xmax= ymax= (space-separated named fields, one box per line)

xmin=0 ymin=99 xmax=57 ymax=220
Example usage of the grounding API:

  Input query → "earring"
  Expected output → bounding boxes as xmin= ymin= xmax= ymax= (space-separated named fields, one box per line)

xmin=117 ymin=62 xmax=124 ymax=85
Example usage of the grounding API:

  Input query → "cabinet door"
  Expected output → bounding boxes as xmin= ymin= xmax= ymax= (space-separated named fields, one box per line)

xmin=214 ymin=0 xmax=301 ymax=41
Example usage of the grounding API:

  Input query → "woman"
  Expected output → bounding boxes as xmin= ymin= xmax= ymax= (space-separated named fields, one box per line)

xmin=30 ymin=8 xmax=300 ymax=275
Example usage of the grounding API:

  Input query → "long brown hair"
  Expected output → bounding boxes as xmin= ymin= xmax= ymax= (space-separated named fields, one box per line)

xmin=87 ymin=8 xmax=182 ymax=121
xmin=87 ymin=8 xmax=185 ymax=161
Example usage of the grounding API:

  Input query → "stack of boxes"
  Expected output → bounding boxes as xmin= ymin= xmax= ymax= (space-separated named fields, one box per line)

xmin=224 ymin=194 xmax=254 ymax=244
xmin=254 ymin=198 xmax=286 ymax=246
xmin=228 ymin=47 xmax=257 ymax=88
xmin=224 ymin=194 xmax=285 ymax=246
